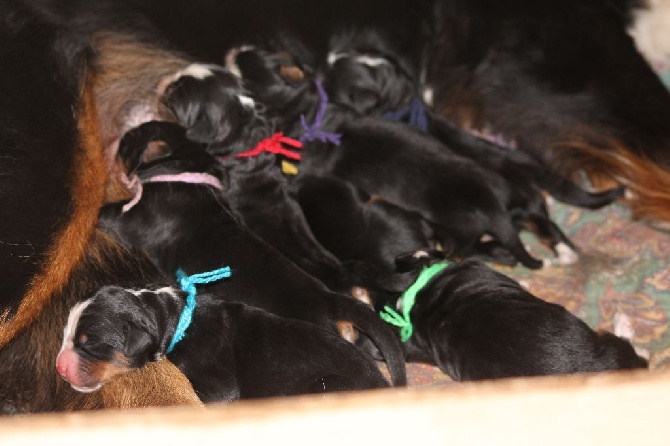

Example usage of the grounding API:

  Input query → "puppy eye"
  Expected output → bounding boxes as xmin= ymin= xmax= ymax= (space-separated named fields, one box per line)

xmin=77 ymin=333 xmax=89 ymax=345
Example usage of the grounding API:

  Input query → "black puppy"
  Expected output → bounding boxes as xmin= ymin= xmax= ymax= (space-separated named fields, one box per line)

xmin=321 ymin=44 xmax=624 ymax=257
xmin=324 ymin=29 xmax=419 ymax=116
xmin=99 ymin=121 xmax=407 ymax=386
xmin=387 ymin=258 xmax=648 ymax=380
xmin=56 ymin=284 xmax=390 ymax=402
xmin=231 ymin=47 xmax=538 ymax=267
xmin=221 ymin=153 xmax=416 ymax=295
xmin=160 ymin=63 xmax=272 ymax=154
xmin=294 ymin=173 xmax=441 ymax=271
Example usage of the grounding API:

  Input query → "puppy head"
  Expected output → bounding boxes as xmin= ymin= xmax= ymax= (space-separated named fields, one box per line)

xmin=56 ymin=286 xmax=166 ymax=393
xmin=161 ymin=64 xmax=272 ymax=154
xmin=325 ymin=52 xmax=415 ymax=115
xmin=231 ymin=47 xmax=317 ymax=122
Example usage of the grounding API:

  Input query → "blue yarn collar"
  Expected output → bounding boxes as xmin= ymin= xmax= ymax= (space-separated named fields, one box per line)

xmin=382 ymin=96 xmax=429 ymax=132
xmin=166 ymin=266 xmax=232 ymax=354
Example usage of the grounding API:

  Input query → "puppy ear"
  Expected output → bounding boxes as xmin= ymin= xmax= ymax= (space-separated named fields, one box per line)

xmin=123 ymin=322 xmax=156 ymax=367
xmin=118 ymin=121 xmax=185 ymax=172
xmin=141 ymin=140 xmax=173 ymax=164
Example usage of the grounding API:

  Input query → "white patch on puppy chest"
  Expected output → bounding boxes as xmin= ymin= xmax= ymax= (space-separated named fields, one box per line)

xmin=59 ymin=299 xmax=93 ymax=354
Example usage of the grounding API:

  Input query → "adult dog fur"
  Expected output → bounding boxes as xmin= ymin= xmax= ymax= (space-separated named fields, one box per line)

xmin=0 ymin=1 xmax=204 ymax=411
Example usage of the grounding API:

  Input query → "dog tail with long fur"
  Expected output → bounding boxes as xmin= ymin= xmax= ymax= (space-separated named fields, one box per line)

xmin=330 ymin=296 xmax=407 ymax=387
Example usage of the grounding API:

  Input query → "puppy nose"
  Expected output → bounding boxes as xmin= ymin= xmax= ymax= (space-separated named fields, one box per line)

xmin=56 ymin=352 xmax=69 ymax=378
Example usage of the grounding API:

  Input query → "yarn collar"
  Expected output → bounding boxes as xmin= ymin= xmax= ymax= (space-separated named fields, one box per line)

xmin=380 ymin=260 xmax=451 ymax=342
xmin=299 ymin=80 xmax=342 ymax=145
xmin=121 ymin=171 xmax=224 ymax=213
xmin=382 ymin=96 xmax=429 ymax=132
xmin=235 ymin=132 xmax=303 ymax=160
xmin=166 ymin=266 xmax=232 ymax=354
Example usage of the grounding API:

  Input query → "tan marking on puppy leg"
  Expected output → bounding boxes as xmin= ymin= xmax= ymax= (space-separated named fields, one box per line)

xmin=336 ymin=321 xmax=359 ymax=344
xmin=350 ymin=286 xmax=373 ymax=308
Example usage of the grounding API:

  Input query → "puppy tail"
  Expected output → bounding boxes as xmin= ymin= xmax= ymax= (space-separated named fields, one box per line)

xmin=538 ymin=170 xmax=625 ymax=210
xmin=334 ymin=297 xmax=407 ymax=387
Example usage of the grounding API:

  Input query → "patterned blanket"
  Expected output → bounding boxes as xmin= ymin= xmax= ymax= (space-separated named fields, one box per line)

xmin=407 ymin=198 xmax=670 ymax=387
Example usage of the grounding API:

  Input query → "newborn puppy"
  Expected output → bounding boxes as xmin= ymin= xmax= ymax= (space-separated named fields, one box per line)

xmin=231 ymin=46 xmax=553 ymax=268
xmin=321 ymin=44 xmax=622 ymax=260
xmin=160 ymin=63 xmax=272 ymax=154
xmin=294 ymin=173 xmax=441 ymax=271
xmin=222 ymin=153 xmax=415 ymax=295
xmin=395 ymin=259 xmax=648 ymax=380
xmin=99 ymin=121 xmax=407 ymax=386
xmin=56 ymin=285 xmax=390 ymax=402
xmin=298 ymin=116 xmax=544 ymax=269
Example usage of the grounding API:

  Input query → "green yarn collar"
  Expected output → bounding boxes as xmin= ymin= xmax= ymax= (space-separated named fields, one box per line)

xmin=380 ymin=260 xmax=451 ymax=342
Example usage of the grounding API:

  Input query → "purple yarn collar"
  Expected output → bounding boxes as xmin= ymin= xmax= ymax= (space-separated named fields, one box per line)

xmin=299 ymin=81 xmax=342 ymax=145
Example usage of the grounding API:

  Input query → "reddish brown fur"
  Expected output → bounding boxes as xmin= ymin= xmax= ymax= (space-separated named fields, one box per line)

xmin=0 ymin=35 xmax=203 ymax=412
xmin=0 ymin=230 xmax=202 ymax=412
xmin=0 ymin=71 xmax=106 ymax=348
xmin=90 ymin=32 xmax=191 ymax=203
xmin=550 ymin=137 xmax=670 ymax=225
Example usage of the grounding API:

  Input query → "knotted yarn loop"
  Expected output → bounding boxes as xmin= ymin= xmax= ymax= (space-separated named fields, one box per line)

xmin=299 ymin=80 xmax=342 ymax=145
xmin=235 ymin=132 xmax=303 ymax=160
xmin=382 ymin=96 xmax=428 ymax=132
xmin=166 ymin=266 xmax=232 ymax=353
xmin=379 ymin=260 xmax=451 ymax=342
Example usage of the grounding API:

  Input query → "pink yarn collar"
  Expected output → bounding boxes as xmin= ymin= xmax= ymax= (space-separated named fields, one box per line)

xmin=121 ymin=172 xmax=223 ymax=213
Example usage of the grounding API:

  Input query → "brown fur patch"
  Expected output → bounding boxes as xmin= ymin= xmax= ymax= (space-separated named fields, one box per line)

xmin=336 ymin=321 xmax=360 ymax=344
xmin=102 ymin=360 xmax=203 ymax=409
xmin=90 ymin=32 xmax=190 ymax=203
xmin=551 ymin=138 xmax=670 ymax=224
xmin=350 ymin=286 xmax=373 ymax=308
xmin=0 ymin=73 xmax=106 ymax=348
xmin=86 ymin=353 xmax=132 ymax=386
xmin=279 ymin=65 xmax=305 ymax=83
